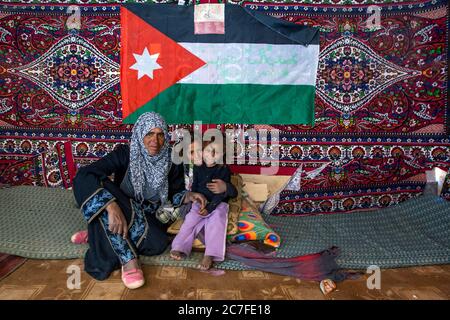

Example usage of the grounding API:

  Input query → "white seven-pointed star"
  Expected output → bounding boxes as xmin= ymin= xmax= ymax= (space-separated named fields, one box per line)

xmin=130 ymin=47 xmax=162 ymax=80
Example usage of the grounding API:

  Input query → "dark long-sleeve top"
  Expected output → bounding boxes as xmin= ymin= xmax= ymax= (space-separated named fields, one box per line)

xmin=191 ymin=164 xmax=238 ymax=214
xmin=72 ymin=144 xmax=186 ymax=224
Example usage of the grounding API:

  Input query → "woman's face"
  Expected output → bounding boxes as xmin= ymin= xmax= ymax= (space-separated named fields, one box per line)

xmin=143 ymin=127 xmax=165 ymax=156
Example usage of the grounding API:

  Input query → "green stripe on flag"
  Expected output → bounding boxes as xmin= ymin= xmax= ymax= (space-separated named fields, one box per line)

xmin=123 ymin=83 xmax=315 ymax=125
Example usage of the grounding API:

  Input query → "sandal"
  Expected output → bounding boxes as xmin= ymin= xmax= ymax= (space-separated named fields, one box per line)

xmin=70 ymin=230 xmax=88 ymax=244
xmin=121 ymin=267 xmax=145 ymax=289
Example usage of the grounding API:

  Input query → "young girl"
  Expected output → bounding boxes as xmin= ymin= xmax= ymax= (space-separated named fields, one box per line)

xmin=170 ymin=140 xmax=237 ymax=270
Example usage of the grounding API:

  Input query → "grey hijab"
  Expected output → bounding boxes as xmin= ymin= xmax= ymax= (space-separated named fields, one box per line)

xmin=129 ymin=112 xmax=171 ymax=204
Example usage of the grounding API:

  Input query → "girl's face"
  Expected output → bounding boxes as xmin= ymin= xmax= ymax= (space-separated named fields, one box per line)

xmin=203 ymin=142 xmax=223 ymax=167
xmin=189 ymin=142 xmax=203 ymax=166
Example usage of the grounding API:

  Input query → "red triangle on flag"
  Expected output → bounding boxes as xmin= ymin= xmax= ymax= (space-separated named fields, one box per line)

xmin=120 ymin=7 xmax=206 ymax=121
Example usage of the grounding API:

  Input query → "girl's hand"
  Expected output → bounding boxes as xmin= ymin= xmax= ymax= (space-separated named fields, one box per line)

xmin=207 ymin=179 xmax=227 ymax=194
xmin=184 ymin=191 xmax=207 ymax=209
xmin=199 ymin=208 xmax=208 ymax=216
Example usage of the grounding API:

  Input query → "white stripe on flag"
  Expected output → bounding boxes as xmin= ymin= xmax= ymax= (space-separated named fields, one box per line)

xmin=178 ymin=42 xmax=319 ymax=86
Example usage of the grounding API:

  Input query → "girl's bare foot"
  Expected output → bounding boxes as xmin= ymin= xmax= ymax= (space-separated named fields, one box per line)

xmin=200 ymin=255 xmax=213 ymax=270
xmin=170 ymin=250 xmax=185 ymax=260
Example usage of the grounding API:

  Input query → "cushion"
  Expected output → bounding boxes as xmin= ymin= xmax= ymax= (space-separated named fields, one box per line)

xmin=242 ymin=181 xmax=269 ymax=202
xmin=227 ymin=198 xmax=281 ymax=248
xmin=240 ymin=174 xmax=291 ymax=198
xmin=226 ymin=174 xmax=243 ymax=236
xmin=167 ymin=217 xmax=184 ymax=235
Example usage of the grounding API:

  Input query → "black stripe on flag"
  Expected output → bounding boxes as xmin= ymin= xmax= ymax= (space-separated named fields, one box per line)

xmin=123 ymin=3 xmax=319 ymax=45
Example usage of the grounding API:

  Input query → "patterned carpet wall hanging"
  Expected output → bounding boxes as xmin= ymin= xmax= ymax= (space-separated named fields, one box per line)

xmin=0 ymin=0 xmax=449 ymax=214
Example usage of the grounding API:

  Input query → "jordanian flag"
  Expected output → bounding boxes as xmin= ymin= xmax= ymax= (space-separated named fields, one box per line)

xmin=120 ymin=4 xmax=319 ymax=124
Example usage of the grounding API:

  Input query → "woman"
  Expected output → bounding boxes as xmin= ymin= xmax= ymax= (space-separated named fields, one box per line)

xmin=72 ymin=112 xmax=206 ymax=289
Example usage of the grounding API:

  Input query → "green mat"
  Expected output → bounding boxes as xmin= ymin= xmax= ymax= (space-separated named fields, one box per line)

xmin=1 ymin=186 xmax=449 ymax=270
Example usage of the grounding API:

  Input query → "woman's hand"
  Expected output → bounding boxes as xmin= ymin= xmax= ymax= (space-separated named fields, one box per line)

xmin=206 ymin=179 xmax=227 ymax=194
xmin=106 ymin=201 xmax=128 ymax=239
xmin=184 ymin=191 xmax=207 ymax=209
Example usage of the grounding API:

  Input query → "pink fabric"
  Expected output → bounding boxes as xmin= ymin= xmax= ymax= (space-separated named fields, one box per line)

xmin=194 ymin=21 xmax=225 ymax=34
xmin=226 ymin=244 xmax=362 ymax=282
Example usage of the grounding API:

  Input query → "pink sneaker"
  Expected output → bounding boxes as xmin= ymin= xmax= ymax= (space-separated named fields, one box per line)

xmin=71 ymin=230 xmax=88 ymax=244
xmin=121 ymin=267 xmax=145 ymax=289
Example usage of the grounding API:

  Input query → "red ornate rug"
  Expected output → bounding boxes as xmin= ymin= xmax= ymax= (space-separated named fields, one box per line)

xmin=0 ymin=253 xmax=27 ymax=282
xmin=0 ymin=1 xmax=448 ymax=213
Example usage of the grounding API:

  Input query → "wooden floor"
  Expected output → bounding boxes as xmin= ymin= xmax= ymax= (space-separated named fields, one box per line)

xmin=0 ymin=259 xmax=449 ymax=300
